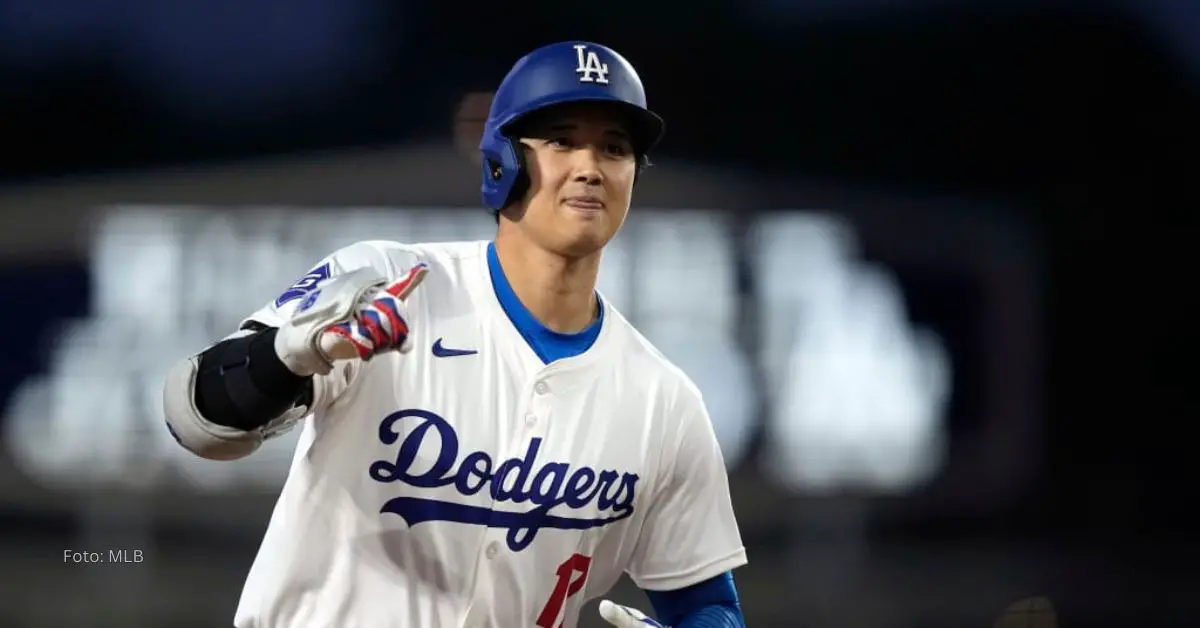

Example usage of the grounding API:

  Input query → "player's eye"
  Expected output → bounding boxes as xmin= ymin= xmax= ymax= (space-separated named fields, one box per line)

xmin=604 ymin=143 xmax=631 ymax=158
xmin=547 ymin=137 xmax=573 ymax=149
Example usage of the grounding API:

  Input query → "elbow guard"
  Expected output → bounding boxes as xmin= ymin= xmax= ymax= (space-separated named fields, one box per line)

xmin=162 ymin=328 xmax=310 ymax=460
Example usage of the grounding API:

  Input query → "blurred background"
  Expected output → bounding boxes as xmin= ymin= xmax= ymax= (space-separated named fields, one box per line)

xmin=0 ymin=1 xmax=1194 ymax=627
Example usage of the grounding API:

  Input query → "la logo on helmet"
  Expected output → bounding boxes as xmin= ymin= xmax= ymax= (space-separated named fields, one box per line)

xmin=573 ymin=44 xmax=610 ymax=84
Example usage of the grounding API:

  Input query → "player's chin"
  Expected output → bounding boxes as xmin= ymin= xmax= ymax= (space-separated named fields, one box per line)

xmin=553 ymin=222 xmax=613 ymax=258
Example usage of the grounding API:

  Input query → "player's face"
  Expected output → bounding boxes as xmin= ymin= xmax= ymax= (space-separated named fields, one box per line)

xmin=513 ymin=105 xmax=637 ymax=258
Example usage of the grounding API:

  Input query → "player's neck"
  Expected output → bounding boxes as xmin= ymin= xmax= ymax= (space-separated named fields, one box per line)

xmin=492 ymin=232 xmax=600 ymax=334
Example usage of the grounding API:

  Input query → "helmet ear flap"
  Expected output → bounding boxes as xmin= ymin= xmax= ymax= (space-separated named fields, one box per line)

xmin=506 ymin=137 xmax=530 ymax=207
xmin=480 ymin=132 xmax=530 ymax=211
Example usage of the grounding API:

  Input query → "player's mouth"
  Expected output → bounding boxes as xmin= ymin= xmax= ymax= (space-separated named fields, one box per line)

xmin=562 ymin=195 xmax=605 ymax=212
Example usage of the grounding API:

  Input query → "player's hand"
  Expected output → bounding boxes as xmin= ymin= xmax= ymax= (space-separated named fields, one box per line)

xmin=598 ymin=600 xmax=666 ymax=628
xmin=274 ymin=263 xmax=430 ymax=376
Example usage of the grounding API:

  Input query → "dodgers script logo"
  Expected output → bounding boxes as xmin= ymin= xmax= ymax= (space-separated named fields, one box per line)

xmin=369 ymin=410 xmax=639 ymax=552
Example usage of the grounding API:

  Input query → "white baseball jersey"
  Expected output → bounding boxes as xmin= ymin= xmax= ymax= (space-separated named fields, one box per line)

xmin=232 ymin=239 xmax=746 ymax=628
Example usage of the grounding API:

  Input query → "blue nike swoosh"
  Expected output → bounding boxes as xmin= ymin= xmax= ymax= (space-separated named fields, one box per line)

xmin=432 ymin=338 xmax=478 ymax=357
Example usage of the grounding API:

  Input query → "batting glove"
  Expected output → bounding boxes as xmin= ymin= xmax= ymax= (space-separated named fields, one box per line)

xmin=274 ymin=263 xmax=429 ymax=376
xmin=598 ymin=600 xmax=666 ymax=628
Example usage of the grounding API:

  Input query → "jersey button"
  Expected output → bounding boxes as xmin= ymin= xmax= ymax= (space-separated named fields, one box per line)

xmin=534 ymin=381 xmax=549 ymax=395
xmin=525 ymin=414 xmax=537 ymax=426
xmin=485 ymin=542 xmax=500 ymax=559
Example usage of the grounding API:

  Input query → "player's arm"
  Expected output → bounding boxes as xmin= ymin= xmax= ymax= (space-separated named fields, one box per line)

xmin=602 ymin=388 xmax=748 ymax=627
xmin=161 ymin=242 xmax=428 ymax=461
xmin=600 ymin=572 xmax=743 ymax=626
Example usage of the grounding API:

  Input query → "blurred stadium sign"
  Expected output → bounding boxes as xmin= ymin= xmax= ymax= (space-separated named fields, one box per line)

xmin=1 ymin=199 xmax=1039 ymax=517
xmin=751 ymin=213 xmax=950 ymax=493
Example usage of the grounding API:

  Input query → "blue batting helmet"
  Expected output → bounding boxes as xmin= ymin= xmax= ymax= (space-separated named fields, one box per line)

xmin=479 ymin=41 xmax=665 ymax=211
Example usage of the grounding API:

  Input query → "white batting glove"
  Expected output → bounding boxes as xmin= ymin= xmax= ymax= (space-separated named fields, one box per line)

xmin=598 ymin=600 xmax=666 ymax=628
xmin=274 ymin=263 xmax=430 ymax=377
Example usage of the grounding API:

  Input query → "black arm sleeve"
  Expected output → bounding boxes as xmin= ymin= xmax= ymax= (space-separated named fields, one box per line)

xmin=193 ymin=325 xmax=314 ymax=432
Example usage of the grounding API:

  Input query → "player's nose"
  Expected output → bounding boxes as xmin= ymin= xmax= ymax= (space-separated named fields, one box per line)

xmin=568 ymin=148 xmax=604 ymax=185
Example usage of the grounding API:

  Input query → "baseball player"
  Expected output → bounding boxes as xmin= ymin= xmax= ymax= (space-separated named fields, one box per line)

xmin=162 ymin=41 xmax=747 ymax=628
